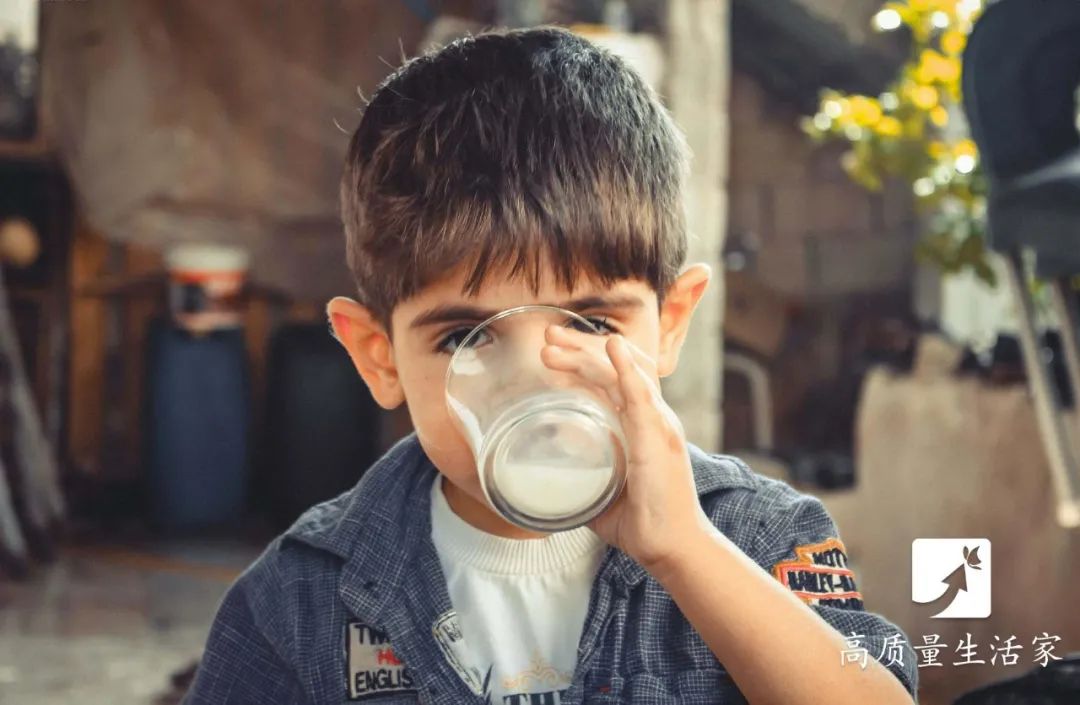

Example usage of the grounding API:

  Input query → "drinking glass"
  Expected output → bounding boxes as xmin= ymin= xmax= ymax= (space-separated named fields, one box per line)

xmin=444 ymin=305 xmax=628 ymax=532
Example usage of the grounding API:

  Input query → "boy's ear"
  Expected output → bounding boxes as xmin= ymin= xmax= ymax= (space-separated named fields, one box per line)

xmin=656 ymin=264 xmax=712 ymax=378
xmin=326 ymin=296 xmax=405 ymax=410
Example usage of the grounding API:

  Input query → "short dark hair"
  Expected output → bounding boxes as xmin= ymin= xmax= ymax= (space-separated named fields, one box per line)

xmin=340 ymin=26 xmax=689 ymax=331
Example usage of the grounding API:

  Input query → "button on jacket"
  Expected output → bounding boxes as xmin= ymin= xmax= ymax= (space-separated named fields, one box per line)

xmin=183 ymin=433 xmax=918 ymax=704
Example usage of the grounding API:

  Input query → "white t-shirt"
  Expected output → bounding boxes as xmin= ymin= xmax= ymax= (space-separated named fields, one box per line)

xmin=429 ymin=475 xmax=606 ymax=704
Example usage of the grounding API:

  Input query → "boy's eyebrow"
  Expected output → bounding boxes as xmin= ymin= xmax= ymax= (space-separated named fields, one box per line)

xmin=409 ymin=294 xmax=645 ymax=329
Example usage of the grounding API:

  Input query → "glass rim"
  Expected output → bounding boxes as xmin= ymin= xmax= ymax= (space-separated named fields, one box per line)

xmin=443 ymin=304 xmax=602 ymax=391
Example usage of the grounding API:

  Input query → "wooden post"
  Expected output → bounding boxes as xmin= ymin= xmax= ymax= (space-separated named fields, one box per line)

xmin=662 ymin=0 xmax=730 ymax=451
xmin=67 ymin=220 xmax=108 ymax=477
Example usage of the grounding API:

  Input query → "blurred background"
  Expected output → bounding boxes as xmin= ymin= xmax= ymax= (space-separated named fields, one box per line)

xmin=0 ymin=0 xmax=1078 ymax=703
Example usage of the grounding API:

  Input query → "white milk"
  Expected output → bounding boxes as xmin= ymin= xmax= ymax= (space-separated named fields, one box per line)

xmin=494 ymin=461 xmax=612 ymax=519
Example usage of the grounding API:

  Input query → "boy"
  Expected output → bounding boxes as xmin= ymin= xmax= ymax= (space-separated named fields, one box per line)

xmin=184 ymin=27 xmax=917 ymax=704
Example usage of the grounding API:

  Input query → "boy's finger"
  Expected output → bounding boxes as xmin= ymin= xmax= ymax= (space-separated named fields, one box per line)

xmin=607 ymin=338 xmax=663 ymax=401
xmin=540 ymin=344 xmax=626 ymax=409
xmin=544 ymin=323 xmax=605 ymax=351
xmin=547 ymin=324 xmax=660 ymax=377
xmin=607 ymin=335 xmax=662 ymax=428
xmin=616 ymin=336 xmax=660 ymax=378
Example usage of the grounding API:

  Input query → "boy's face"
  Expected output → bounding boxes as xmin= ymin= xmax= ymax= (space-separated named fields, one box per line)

xmin=328 ymin=260 xmax=710 ymax=533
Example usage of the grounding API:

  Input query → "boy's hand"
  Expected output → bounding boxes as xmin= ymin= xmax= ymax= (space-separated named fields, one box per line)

xmin=544 ymin=324 xmax=917 ymax=705
xmin=540 ymin=325 xmax=714 ymax=577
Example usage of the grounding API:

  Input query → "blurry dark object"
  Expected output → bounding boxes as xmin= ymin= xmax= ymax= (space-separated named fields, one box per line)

xmin=784 ymin=368 xmax=860 ymax=491
xmin=177 ymin=282 xmax=204 ymax=314
xmin=0 ymin=223 xmax=63 ymax=576
xmin=962 ymin=0 xmax=1080 ymax=527
xmin=985 ymin=335 xmax=1024 ymax=384
xmin=953 ymin=653 xmax=1080 ymax=705
xmin=62 ymin=472 xmax=145 ymax=533
xmin=789 ymin=450 xmax=855 ymax=490
xmin=0 ymin=162 xmax=72 ymax=434
xmin=154 ymin=660 xmax=200 ymax=705
xmin=965 ymin=333 xmax=1076 ymax=408
xmin=787 ymin=312 xmax=918 ymax=490
xmin=959 ymin=334 xmax=1075 ymax=410
xmin=260 ymin=323 xmax=381 ymax=529
xmin=144 ymin=317 xmax=250 ymax=531
xmin=957 ymin=335 xmax=1028 ymax=385
xmin=0 ymin=1 xmax=38 ymax=143
xmin=855 ymin=316 xmax=919 ymax=374
xmin=1040 ymin=331 xmax=1074 ymax=409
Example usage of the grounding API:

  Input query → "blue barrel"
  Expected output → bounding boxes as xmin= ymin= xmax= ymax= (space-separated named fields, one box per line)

xmin=144 ymin=317 xmax=250 ymax=530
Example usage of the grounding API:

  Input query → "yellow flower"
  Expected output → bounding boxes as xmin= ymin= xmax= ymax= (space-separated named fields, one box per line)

xmin=939 ymin=58 xmax=961 ymax=83
xmin=876 ymin=116 xmax=903 ymax=137
xmin=849 ymin=96 xmax=884 ymax=126
xmin=954 ymin=139 xmax=978 ymax=158
xmin=928 ymin=141 xmax=947 ymax=159
xmin=930 ymin=105 xmax=950 ymax=127
xmin=916 ymin=50 xmax=961 ymax=84
xmin=912 ymin=85 xmax=940 ymax=110
xmin=941 ymin=29 xmax=967 ymax=56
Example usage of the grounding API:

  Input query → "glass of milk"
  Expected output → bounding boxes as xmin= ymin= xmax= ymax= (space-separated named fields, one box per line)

xmin=445 ymin=305 xmax=628 ymax=532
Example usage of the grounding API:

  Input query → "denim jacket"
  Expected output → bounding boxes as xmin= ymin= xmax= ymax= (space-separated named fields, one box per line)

xmin=183 ymin=433 xmax=918 ymax=704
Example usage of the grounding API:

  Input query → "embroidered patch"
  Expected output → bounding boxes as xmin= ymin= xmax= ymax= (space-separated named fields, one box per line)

xmin=772 ymin=538 xmax=865 ymax=609
xmin=432 ymin=610 xmax=487 ymax=695
xmin=345 ymin=621 xmax=417 ymax=701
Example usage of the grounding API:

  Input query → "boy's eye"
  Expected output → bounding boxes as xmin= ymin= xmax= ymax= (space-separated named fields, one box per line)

xmin=436 ymin=316 xmax=614 ymax=354
xmin=565 ymin=316 xmax=616 ymax=335
xmin=436 ymin=327 xmax=492 ymax=355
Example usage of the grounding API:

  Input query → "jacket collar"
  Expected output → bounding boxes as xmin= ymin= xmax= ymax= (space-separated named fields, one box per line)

xmin=284 ymin=432 xmax=760 ymax=613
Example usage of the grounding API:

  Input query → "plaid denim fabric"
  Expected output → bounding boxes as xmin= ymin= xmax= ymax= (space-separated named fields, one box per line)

xmin=183 ymin=433 xmax=918 ymax=704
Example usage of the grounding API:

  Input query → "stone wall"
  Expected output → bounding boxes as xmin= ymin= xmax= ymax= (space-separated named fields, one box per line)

xmin=728 ymin=70 xmax=917 ymax=300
